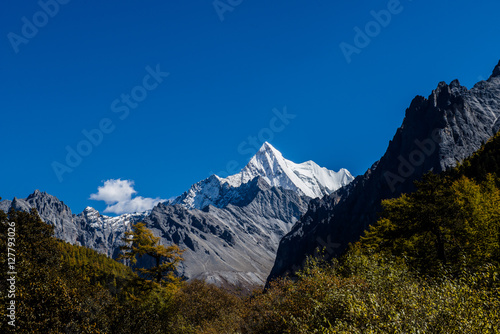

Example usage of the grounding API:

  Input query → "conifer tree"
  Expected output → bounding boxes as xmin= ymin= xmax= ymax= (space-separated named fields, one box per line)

xmin=118 ymin=222 xmax=184 ymax=285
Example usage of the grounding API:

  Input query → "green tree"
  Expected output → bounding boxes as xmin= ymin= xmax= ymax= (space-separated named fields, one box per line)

xmin=361 ymin=173 xmax=500 ymax=275
xmin=118 ymin=222 xmax=184 ymax=285
xmin=0 ymin=208 xmax=115 ymax=333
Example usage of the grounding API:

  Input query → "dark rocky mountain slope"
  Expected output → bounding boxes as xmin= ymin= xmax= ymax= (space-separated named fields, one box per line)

xmin=268 ymin=60 xmax=500 ymax=282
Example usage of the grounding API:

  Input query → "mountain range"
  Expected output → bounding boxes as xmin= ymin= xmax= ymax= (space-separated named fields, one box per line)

xmin=0 ymin=142 xmax=353 ymax=288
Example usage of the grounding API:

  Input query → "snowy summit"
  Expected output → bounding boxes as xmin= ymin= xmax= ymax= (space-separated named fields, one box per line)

xmin=172 ymin=142 xmax=354 ymax=210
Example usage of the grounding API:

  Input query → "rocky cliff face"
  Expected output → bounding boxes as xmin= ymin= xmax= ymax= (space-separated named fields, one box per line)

xmin=268 ymin=60 xmax=500 ymax=282
xmin=7 ymin=191 xmax=80 ymax=244
xmin=0 ymin=191 xmax=146 ymax=257
xmin=72 ymin=207 xmax=147 ymax=258
xmin=142 ymin=177 xmax=310 ymax=286
xmin=0 ymin=199 xmax=12 ymax=212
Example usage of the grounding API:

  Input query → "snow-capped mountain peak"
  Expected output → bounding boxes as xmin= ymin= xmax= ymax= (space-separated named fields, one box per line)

xmin=226 ymin=142 xmax=353 ymax=198
xmin=172 ymin=142 xmax=354 ymax=209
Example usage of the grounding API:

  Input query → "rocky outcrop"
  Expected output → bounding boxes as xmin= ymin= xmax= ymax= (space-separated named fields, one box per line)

xmin=25 ymin=190 xmax=80 ymax=244
xmin=0 ymin=199 xmax=12 ymax=212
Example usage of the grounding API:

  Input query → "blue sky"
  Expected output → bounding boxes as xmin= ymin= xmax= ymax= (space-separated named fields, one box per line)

xmin=1 ymin=0 xmax=500 ymax=215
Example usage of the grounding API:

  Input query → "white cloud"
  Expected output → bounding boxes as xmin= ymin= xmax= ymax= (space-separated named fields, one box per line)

xmin=90 ymin=179 xmax=137 ymax=204
xmin=90 ymin=179 xmax=164 ymax=215
xmin=103 ymin=196 xmax=164 ymax=215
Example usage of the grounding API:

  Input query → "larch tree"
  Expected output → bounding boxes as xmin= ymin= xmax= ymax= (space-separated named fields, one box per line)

xmin=118 ymin=222 xmax=184 ymax=285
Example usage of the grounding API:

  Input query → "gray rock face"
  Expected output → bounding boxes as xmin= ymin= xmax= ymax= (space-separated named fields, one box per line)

xmin=170 ymin=174 xmax=263 ymax=210
xmin=72 ymin=208 xmax=147 ymax=258
xmin=25 ymin=190 xmax=79 ymax=244
xmin=0 ymin=199 xmax=12 ymax=212
xmin=1 ymin=191 xmax=145 ymax=257
xmin=10 ymin=197 xmax=32 ymax=213
xmin=140 ymin=177 xmax=310 ymax=286
xmin=268 ymin=61 xmax=500 ymax=282
xmin=7 ymin=191 xmax=79 ymax=244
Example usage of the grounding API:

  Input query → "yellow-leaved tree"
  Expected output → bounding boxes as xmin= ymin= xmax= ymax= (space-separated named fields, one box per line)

xmin=118 ymin=222 xmax=184 ymax=286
